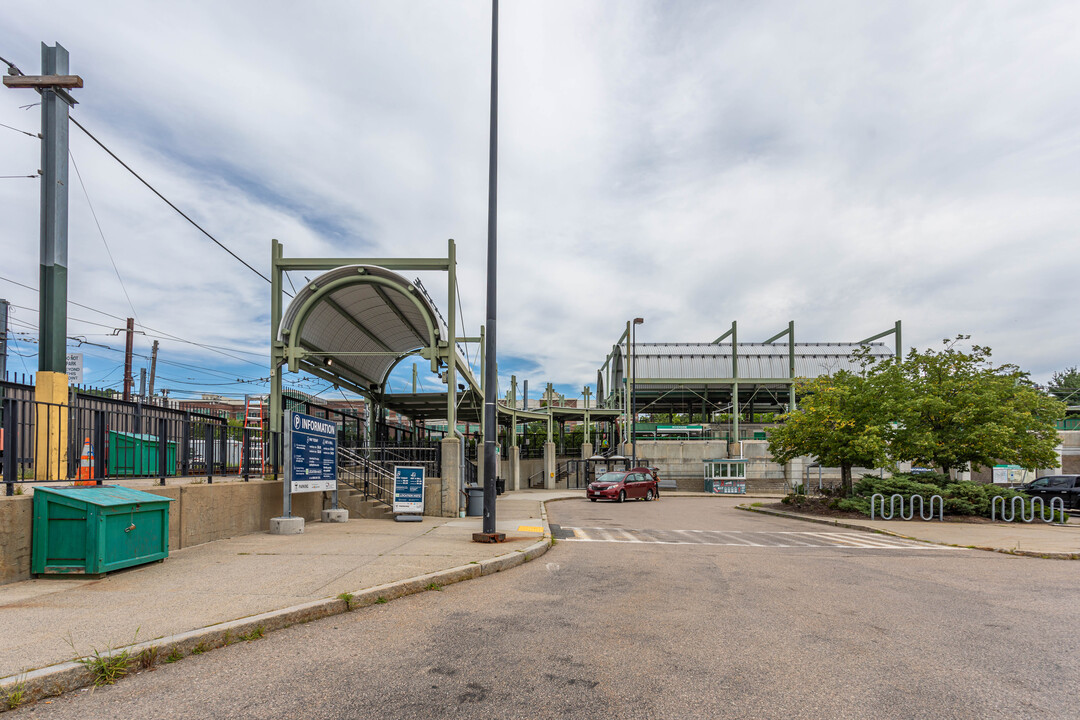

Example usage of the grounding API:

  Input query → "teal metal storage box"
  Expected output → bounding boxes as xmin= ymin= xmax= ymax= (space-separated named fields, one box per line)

xmin=31 ymin=486 xmax=174 ymax=576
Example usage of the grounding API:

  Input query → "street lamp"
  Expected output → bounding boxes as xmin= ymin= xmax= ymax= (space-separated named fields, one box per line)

xmin=631 ymin=317 xmax=644 ymax=468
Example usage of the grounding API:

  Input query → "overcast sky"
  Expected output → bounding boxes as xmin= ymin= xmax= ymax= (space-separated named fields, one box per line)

xmin=1 ymin=1 xmax=1078 ymax=403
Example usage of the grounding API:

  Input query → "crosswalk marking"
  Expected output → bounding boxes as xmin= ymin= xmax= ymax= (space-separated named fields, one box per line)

xmin=555 ymin=526 xmax=952 ymax=550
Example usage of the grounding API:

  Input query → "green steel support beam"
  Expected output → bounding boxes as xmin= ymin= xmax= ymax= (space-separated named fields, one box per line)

xmin=857 ymin=321 xmax=902 ymax=357
xmin=297 ymin=339 xmax=382 ymax=389
xmin=371 ymin=284 xmax=428 ymax=345
xmin=277 ymin=257 xmax=450 ymax=271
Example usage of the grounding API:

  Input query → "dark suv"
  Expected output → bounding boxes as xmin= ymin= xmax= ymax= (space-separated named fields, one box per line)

xmin=1017 ymin=475 xmax=1080 ymax=509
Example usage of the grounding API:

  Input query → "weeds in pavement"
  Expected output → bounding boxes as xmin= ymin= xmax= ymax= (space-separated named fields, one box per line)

xmin=238 ymin=626 xmax=265 ymax=642
xmin=337 ymin=592 xmax=355 ymax=609
xmin=191 ymin=642 xmax=208 ymax=655
xmin=1 ymin=680 xmax=27 ymax=710
xmin=80 ymin=648 xmax=131 ymax=686
xmin=136 ymin=646 xmax=159 ymax=670
xmin=164 ymin=648 xmax=183 ymax=663
xmin=222 ymin=631 xmax=234 ymax=646
xmin=375 ymin=596 xmax=388 ymax=604
xmin=426 ymin=582 xmax=442 ymax=591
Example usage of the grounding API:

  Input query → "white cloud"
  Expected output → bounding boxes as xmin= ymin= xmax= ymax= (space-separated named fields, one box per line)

xmin=2 ymin=0 xmax=1078 ymax=401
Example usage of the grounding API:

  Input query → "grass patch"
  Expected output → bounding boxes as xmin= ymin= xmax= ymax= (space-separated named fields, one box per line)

xmin=136 ymin=646 xmax=159 ymax=670
xmin=1 ymin=680 xmax=27 ymax=710
xmin=337 ymin=592 xmax=355 ymax=610
xmin=79 ymin=648 xmax=131 ymax=686
xmin=375 ymin=596 xmax=388 ymax=604
xmin=164 ymin=647 xmax=183 ymax=663
xmin=191 ymin=642 xmax=208 ymax=655
xmin=238 ymin=626 xmax=265 ymax=642
xmin=425 ymin=582 xmax=442 ymax=591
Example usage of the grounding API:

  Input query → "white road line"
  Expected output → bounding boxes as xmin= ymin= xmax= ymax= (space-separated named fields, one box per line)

xmin=558 ymin=526 xmax=956 ymax=550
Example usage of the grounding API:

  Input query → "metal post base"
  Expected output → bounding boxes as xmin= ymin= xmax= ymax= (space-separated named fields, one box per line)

xmin=472 ymin=532 xmax=506 ymax=543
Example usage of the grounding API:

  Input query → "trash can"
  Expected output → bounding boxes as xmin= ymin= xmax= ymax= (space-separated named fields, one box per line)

xmin=32 ymin=485 xmax=174 ymax=577
xmin=495 ymin=478 xmax=505 ymax=496
xmin=466 ymin=485 xmax=484 ymax=516
xmin=107 ymin=431 xmax=178 ymax=477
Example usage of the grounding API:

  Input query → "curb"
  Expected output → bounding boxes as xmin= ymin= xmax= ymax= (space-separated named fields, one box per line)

xmin=736 ymin=504 xmax=1080 ymax=560
xmin=0 ymin=509 xmax=553 ymax=711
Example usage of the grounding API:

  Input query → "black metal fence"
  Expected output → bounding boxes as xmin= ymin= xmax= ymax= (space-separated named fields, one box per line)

xmin=1 ymin=395 xmax=287 ymax=494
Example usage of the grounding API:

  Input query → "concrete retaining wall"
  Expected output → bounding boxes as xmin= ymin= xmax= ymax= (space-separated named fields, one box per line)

xmin=0 ymin=480 xmax=325 ymax=586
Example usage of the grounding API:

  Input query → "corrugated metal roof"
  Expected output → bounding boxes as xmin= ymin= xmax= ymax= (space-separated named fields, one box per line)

xmin=613 ymin=342 xmax=894 ymax=384
xmin=279 ymin=265 xmax=460 ymax=392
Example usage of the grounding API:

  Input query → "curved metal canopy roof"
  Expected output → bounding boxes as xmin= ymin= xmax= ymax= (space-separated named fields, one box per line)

xmin=278 ymin=264 xmax=475 ymax=396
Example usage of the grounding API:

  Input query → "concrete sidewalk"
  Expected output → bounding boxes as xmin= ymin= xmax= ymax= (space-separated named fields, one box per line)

xmin=741 ymin=504 xmax=1080 ymax=558
xmin=0 ymin=490 xmax=574 ymax=696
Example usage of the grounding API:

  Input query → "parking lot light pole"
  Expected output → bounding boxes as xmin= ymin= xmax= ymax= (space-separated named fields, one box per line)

xmin=631 ymin=317 xmax=644 ymax=468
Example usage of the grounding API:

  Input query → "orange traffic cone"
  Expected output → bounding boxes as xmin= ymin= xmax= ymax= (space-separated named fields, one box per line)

xmin=75 ymin=437 xmax=95 ymax=485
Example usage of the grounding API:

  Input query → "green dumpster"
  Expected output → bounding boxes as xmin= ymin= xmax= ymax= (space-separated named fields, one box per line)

xmin=107 ymin=431 xmax=177 ymax=477
xmin=32 ymin=486 xmax=174 ymax=576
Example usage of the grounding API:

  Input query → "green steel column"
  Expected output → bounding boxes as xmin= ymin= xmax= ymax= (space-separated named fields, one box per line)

xmin=583 ymin=386 xmax=592 ymax=443
xmin=546 ymin=383 xmax=553 ymax=442
xmin=37 ymin=44 xmax=71 ymax=376
xmin=731 ymin=321 xmax=739 ymax=444
xmin=269 ymin=240 xmax=283 ymax=435
xmin=510 ymin=375 xmax=518 ymax=447
xmin=445 ymin=239 xmax=457 ymax=434
xmin=788 ymin=320 xmax=796 ymax=412
xmin=895 ymin=320 xmax=902 ymax=359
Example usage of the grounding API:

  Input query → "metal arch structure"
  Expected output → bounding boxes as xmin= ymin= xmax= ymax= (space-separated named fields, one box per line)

xmin=268 ymin=238 xmax=480 ymax=439
xmin=599 ymin=320 xmax=902 ymax=442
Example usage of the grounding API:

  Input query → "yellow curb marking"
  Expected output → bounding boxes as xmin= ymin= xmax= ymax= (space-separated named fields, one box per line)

xmin=517 ymin=525 xmax=544 ymax=533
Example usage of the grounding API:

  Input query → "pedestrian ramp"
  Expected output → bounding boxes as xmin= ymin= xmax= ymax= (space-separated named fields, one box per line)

xmin=552 ymin=526 xmax=957 ymax=550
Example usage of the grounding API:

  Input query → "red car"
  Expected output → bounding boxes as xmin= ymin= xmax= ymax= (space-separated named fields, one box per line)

xmin=587 ymin=468 xmax=659 ymax=502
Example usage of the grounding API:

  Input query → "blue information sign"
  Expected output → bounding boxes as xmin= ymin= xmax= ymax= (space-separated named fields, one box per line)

xmin=287 ymin=410 xmax=338 ymax=493
xmin=393 ymin=466 xmax=425 ymax=514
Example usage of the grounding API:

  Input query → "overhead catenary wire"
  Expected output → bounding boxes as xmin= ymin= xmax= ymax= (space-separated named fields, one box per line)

xmin=0 ymin=120 xmax=37 ymax=138
xmin=0 ymin=275 xmax=269 ymax=366
xmin=69 ymin=147 xmax=142 ymax=327
xmin=68 ymin=116 xmax=289 ymax=295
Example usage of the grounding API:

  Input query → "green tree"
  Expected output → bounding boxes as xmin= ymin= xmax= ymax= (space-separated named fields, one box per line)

xmin=1049 ymin=366 xmax=1080 ymax=405
xmin=872 ymin=337 xmax=1066 ymax=476
xmin=768 ymin=370 xmax=892 ymax=496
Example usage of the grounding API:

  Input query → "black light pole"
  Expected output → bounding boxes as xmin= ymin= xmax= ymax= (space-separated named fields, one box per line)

xmin=631 ymin=317 xmax=644 ymax=468
xmin=476 ymin=0 xmax=504 ymax=543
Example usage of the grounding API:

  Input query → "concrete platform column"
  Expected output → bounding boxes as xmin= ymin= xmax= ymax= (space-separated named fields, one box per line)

xmin=543 ymin=441 xmax=556 ymax=489
xmin=441 ymin=437 xmax=463 ymax=517
xmin=508 ymin=446 xmax=521 ymax=491
xmin=581 ymin=442 xmax=593 ymax=459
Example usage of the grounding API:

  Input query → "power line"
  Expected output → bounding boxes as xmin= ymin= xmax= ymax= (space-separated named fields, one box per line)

xmin=0 ymin=275 xmax=269 ymax=365
xmin=69 ymin=147 xmax=142 ymax=327
xmin=0 ymin=174 xmax=37 ymax=179
xmin=68 ymin=116 xmax=285 ymax=293
xmin=0 ymin=120 xmax=37 ymax=138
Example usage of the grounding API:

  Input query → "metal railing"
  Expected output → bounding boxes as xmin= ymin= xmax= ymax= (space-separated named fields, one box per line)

xmin=871 ymin=493 xmax=944 ymax=521
xmin=2 ymin=396 xmax=283 ymax=494
xmin=992 ymin=495 xmax=1064 ymax=523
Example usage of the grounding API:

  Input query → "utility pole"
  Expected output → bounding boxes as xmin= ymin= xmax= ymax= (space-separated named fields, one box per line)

xmin=148 ymin=340 xmax=159 ymax=400
xmin=0 ymin=299 xmax=8 ymax=383
xmin=476 ymin=0 xmax=503 ymax=543
xmin=122 ymin=317 xmax=134 ymax=402
xmin=4 ymin=45 xmax=82 ymax=480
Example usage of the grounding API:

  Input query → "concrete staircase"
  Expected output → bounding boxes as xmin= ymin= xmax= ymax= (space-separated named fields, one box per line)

xmin=337 ymin=487 xmax=395 ymax=520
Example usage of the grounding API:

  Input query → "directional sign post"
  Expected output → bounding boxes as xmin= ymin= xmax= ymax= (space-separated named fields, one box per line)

xmin=393 ymin=466 xmax=425 ymax=521
xmin=283 ymin=409 xmax=338 ymax=518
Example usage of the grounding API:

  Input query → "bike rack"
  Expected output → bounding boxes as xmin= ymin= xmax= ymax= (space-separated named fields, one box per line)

xmin=991 ymin=495 xmax=1063 ymax=523
xmin=870 ymin=493 xmax=943 ymax=521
